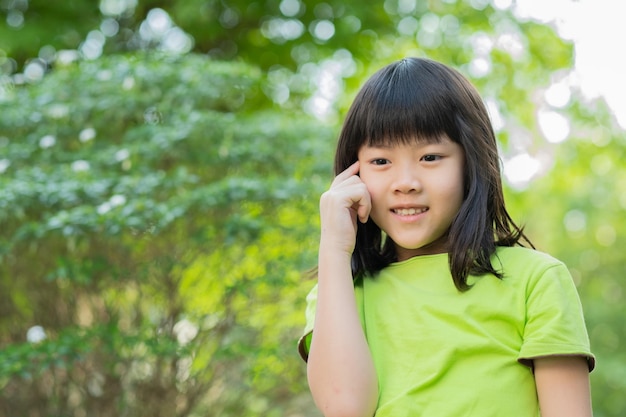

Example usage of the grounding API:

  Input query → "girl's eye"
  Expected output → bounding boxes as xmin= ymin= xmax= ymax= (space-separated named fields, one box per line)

xmin=371 ymin=158 xmax=389 ymax=165
xmin=421 ymin=154 xmax=441 ymax=162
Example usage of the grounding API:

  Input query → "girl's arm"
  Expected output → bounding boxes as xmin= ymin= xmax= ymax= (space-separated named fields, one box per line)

xmin=306 ymin=162 xmax=379 ymax=417
xmin=534 ymin=356 xmax=592 ymax=417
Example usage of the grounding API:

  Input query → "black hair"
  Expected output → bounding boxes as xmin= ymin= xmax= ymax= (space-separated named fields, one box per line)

xmin=334 ymin=57 xmax=533 ymax=291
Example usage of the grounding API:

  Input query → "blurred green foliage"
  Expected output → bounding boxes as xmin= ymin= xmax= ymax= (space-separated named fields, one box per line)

xmin=0 ymin=53 xmax=331 ymax=415
xmin=1 ymin=1 xmax=625 ymax=416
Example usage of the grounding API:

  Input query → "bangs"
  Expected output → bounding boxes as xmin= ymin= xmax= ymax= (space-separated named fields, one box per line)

xmin=350 ymin=58 xmax=461 ymax=148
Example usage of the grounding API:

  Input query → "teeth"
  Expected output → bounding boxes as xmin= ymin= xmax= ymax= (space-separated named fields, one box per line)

xmin=394 ymin=208 xmax=427 ymax=216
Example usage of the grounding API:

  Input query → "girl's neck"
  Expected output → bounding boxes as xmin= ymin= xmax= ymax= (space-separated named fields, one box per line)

xmin=394 ymin=237 xmax=450 ymax=262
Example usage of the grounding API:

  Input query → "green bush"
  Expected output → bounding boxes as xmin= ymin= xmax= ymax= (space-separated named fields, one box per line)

xmin=0 ymin=53 xmax=332 ymax=416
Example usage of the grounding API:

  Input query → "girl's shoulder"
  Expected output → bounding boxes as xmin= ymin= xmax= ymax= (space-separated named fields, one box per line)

xmin=495 ymin=245 xmax=564 ymax=267
xmin=493 ymin=246 xmax=569 ymax=282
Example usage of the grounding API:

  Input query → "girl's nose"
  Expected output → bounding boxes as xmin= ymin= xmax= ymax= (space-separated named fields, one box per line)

xmin=393 ymin=166 xmax=422 ymax=193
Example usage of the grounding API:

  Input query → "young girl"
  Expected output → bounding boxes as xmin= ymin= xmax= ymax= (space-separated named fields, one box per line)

xmin=298 ymin=57 xmax=594 ymax=417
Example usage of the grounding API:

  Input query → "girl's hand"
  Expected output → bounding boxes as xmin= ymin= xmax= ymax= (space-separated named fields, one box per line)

xmin=319 ymin=161 xmax=371 ymax=255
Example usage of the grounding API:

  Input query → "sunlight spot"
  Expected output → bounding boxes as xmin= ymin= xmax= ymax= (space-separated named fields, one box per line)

xmin=0 ymin=158 xmax=10 ymax=173
xmin=0 ymin=51 xmax=17 ymax=75
xmin=110 ymin=194 xmax=127 ymax=207
xmin=97 ymin=194 xmax=126 ymax=215
xmin=6 ymin=10 xmax=24 ymax=28
xmin=334 ymin=49 xmax=356 ymax=77
xmin=495 ymin=31 xmax=525 ymax=60
xmin=87 ymin=373 xmax=105 ymax=397
xmin=311 ymin=20 xmax=335 ymax=41
xmin=100 ymin=0 xmax=137 ymax=16
xmin=97 ymin=69 xmax=112 ymax=81
xmin=417 ymin=29 xmax=442 ymax=49
xmin=146 ymin=8 xmax=171 ymax=32
xmin=563 ymin=209 xmax=586 ymax=233
xmin=538 ymin=110 xmax=570 ymax=143
xmin=589 ymin=129 xmax=611 ymax=147
xmin=174 ymin=319 xmax=199 ymax=345
xmin=219 ymin=8 xmax=239 ymax=29
xmin=39 ymin=135 xmax=56 ymax=149
xmin=468 ymin=57 xmax=491 ymax=78
xmin=516 ymin=0 xmax=626 ymax=129
xmin=162 ymin=27 xmax=194 ymax=53
xmin=80 ymin=31 xmax=106 ymax=60
xmin=71 ymin=160 xmax=91 ymax=172
xmin=282 ymin=19 xmax=306 ymax=40
xmin=469 ymin=32 xmax=493 ymax=55
xmin=100 ymin=18 xmax=120 ymax=37
xmin=467 ymin=32 xmax=493 ymax=77
xmin=398 ymin=16 xmax=418 ymax=36
xmin=268 ymin=83 xmax=290 ymax=104
xmin=79 ymin=127 xmax=96 ymax=142
xmin=47 ymin=103 xmax=70 ymax=119
xmin=279 ymin=0 xmax=302 ymax=17
xmin=24 ymin=59 xmax=46 ymax=82
xmin=115 ymin=148 xmax=130 ymax=161
xmin=469 ymin=0 xmax=490 ymax=10
xmin=298 ymin=49 xmax=354 ymax=122
xmin=129 ymin=358 xmax=154 ymax=380
xmin=440 ymin=15 xmax=460 ymax=36
xmin=56 ymin=50 xmax=80 ymax=66
xmin=493 ymin=0 xmax=513 ymax=10
xmin=12 ymin=73 xmax=25 ymax=85
xmin=97 ymin=202 xmax=112 ymax=215
xmin=304 ymin=96 xmax=332 ymax=121
xmin=398 ymin=0 xmax=417 ymax=14
xmin=420 ymin=13 xmax=440 ymax=32
xmin=544 ymin=80 xmax=571 ymax=108
xmin=38 ymin=45 xmax=56 ymax=64
xmin=503 ymin=153 xmax=540 ymax=188
xmin=27 ymin=325 xmax=47 ymax=343
xmin=261 ymin=18 xmax=305 ymax=43
xmin=513 ymin=0 xmax=570 ymax=23
xmin=144 ymin=107 xmax=162 ymax=124
xmin=139 ymin=11 xmax=164 ymax=39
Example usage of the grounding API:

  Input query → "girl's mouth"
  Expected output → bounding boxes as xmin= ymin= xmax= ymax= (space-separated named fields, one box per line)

xmin=392 ymin=207 xmax=428 ymax=216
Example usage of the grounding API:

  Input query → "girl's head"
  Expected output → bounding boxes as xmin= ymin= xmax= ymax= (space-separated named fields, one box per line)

xmin=335 ymin=57 xmax=531 ymax=290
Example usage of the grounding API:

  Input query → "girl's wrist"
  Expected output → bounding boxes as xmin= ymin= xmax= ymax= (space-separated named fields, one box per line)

xmin=318 ymin=238 xmax=354 ymax=260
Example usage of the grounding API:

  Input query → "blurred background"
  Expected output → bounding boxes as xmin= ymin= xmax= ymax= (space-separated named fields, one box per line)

xmin=0 ymin=0 xmax=624 ymax=416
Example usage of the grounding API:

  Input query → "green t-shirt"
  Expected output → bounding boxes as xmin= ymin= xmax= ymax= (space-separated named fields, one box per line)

xmin=299 ymin=247 xmax=594 ymax=416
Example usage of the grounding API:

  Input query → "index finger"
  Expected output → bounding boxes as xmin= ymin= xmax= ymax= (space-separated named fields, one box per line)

xmin=333 ymin=161 xmax=360 ymax=183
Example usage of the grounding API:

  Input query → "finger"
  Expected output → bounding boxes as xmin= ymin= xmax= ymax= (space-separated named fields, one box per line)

xmin=355 ymin=189 xmax=371 ymax=223
xmin=331 ymin=161 xmax=360 ymax=185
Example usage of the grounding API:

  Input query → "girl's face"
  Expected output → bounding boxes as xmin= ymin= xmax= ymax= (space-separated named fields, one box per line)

xmin=357 ymin=135 xmax=465 ymax=261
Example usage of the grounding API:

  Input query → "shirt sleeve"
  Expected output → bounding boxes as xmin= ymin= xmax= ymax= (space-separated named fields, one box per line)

xmin=297 ymin=284 xmax=318 ymax=362
xmin=517 ymin=262 xmax=595 ymax=371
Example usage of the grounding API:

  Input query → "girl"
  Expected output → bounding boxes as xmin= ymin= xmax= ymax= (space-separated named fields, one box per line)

xmin=298 ymin=57 xmax=594 ymax=417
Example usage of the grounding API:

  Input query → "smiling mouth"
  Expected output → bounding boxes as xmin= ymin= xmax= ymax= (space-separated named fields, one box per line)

xmin=392 ymin=207 xmax=428 ymax=216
